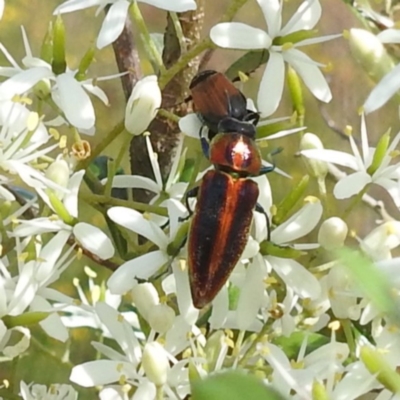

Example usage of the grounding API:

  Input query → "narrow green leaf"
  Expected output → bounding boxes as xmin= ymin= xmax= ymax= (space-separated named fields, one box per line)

xmin=192 ymin=371 xmax=288 ymax=400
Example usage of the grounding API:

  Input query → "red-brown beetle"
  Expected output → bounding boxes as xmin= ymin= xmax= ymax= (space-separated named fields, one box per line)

xmin=189 ymin=70 xmax=259 ymax=140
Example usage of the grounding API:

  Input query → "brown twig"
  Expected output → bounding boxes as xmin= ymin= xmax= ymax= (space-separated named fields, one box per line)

xmin=129 ymin=3 xmax=206 ymax=202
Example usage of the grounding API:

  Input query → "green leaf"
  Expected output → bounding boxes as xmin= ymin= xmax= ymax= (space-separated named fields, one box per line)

xmin=273 ymin=331 xmax=329 ymax=360
xmin=3 ymin=312 xmax=50 ymax=328
xmin=192 ymin=371 xmax=288 ymax=400
xmin=225 ymin=50 xmax=269 ymax=81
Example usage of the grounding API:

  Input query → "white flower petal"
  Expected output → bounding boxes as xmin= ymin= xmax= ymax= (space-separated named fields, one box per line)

xmin=378 ymin=29 xmax=400 ymax=43
xmin=295 ymin=33 xmax=343 ymax=47
xmin=13 ymin=218 xmax=69 ymax=236
xmin=70 ymin=360 xmax=134 ymax=387
xmin=375 ymin=178 xmax=400 ymax=207
xmin=364 ymin=62 xmax=400 ymax=114
xmin=82 ymin=83 xmax=109 ymax=105
xmin=210 ymin=23 xmax=271 ymax=50
xmin=132 ymin=381 xmax=157 ymax=400
xmin=269 ymin=256 xmax=321 ymax=299
xmin=64 ymin=170 xmax=85 ymax=218
xmin=0 ymin=67 xmax=51 ymax=100
xmin=108 ymin=175 xmax=160 ymax=193
xmin=333 ymin=172 xmax=371 ymax=199
xmin=301 ymin=148 xmax=359 ymax=170
xmin=284 ymin=49 xmax=332 ymax=103
xmin=236 ymin=256 xmax=265 ymax=330
xmin=2 ymin=326 xmax=30 ymax=359
xmin=172 ymin=263 xmax=198 ymax=325
xmin=209 ymin=286 xmax=229 ymax=330
xmin=95 ymin=302 xmax=141 ymax=363
xmin=271 ymin=200 xmax=322 ymax=244
xmin=36 ymin=306 xmax=69 ymax=342
xmin=107 ymin=251 xmax=168 ymax=294
xmin=54 ymin=0 xmax=102 ymax=14
xmin=73 ymin=223 xmax=114 ymax=259
xmin=257 ymin=52 xmax=285 ymax=117
xmin=107 ymin=207 xmax=167 ymax=249
xmin=179 ymin=114 xmax=202 ymax=139
xmin=55 ymin=73 xmax=95 ymax=129
xmin=96 ymin=0 xmax=130 ymax=49
xmin=257 ymin=0 xmax=282 ymax=38
xmin=281 ymin=0 xmax=321 ymax=36
xmin=139 ymin=0 xmax=196 ymax=12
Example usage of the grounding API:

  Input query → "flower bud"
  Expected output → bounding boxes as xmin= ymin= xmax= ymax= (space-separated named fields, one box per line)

xmin=131 ymin=283 xmax=159 ymax=320
xmin=124 ymin=75 xmax=162 ymax=135
xmin=348 ymin=28 xmax=394 ymax=84
xmin=45 ymin=158 xmax=70 ymax=198
xmin=312 ymin=380 xmax=329 ymax=400
xmin=318 ymin=217 xmax=348 ymax=250
xmin=142 ymin=342 xmax=170 ymax=386
xmin=52 ymin=15 xmax=67 ymax=74
xmin=147 ymin=304 xmax=175 ymax=334
xmin=300 ymin=133 xmax=328 ymax=179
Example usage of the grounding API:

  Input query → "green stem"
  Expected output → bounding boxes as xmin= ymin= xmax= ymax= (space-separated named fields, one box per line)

xmin=341 ymin=185 xmax=369 ymax=220
xmin=238 ymin=322 xmax=270 ymax=367
xmin=80 ymin=193 xmax=168 ymax=216
xmin=156 ymin=385 xmax=164 ymax=400
xmin=233 ymin=330 xmax=245 ymax=358
xmin=169 ymin=12 xmax=187 ymax=53
xmin=129 ymin=2 xmax=165 ymax=74
xmin=157 ymin=108 xmax=181 ymax=123
xmin=340 ymin=318 xmax=356 ymax=360
xmin=31 ymin=335 xmax=75 ymax=369
xmin=104 ymin=130 xmax=131 ymax=197
xmin=159 ymin=38 xmax=213 ymax=89
xmin=76 ymin=120 xmax=125 ymax=171
xmin=159 ymin=0 xmax=251 ymax=89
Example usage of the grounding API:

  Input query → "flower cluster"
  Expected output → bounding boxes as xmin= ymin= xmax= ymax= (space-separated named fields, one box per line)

xmin=1 ymin=0 xmax=400 ymax=400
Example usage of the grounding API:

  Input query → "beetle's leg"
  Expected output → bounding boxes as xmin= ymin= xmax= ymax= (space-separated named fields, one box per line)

xmin=179 ymin=186 xmax=199 ymax=222
xmin=255 ymin=203 xmax=271 ymax=241
xmin=201 ymin=136 xmax=210 ymax=160
xmin=244 ymin=110 xmax=260 ymax=126
xmin=259 ymin=165 xmax=275 ymax=175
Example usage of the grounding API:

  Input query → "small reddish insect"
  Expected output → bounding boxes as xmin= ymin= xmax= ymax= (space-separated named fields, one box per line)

xmin=189 ymin=70 xmax=259 ymax=140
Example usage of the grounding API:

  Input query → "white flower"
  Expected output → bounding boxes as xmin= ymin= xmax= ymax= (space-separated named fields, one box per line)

xmin=263 ymin=197 xmax=323 ymax=300
xmin=54 ymin=0 xmax=197 ymax=49
xmin=58 ymin=267 xmax=140 ymax=338
xmin=210 ymin=0 xmax=341 ymax=116
xmin=0 ymin=232 xmax=77 ymax=342
xmin=0 ymin=27 xmax=120 ymax=130
xmin=0 ymin=320 xmax=31 ymax=361
xmin=0 ymin=101 xmax=62 ymax=200
xmin=364 ymin=28 xmax=400 ymax=113
xmin=71 ymin=302 xmax=191 ymax=399
xmin=11 ymin=157 xmax=115 ymax=260
xmin=105 ymin=135 xmax=188 ymax=209
xmin=125 ymin=75 xmax=162 ymax=135
xmin=301 ymin=115 xmax=400 ymax=207
xmin=106 ymin=199 xmax=187 ymax=295
xmin=20 ymin=382 xmax=78 ymax=400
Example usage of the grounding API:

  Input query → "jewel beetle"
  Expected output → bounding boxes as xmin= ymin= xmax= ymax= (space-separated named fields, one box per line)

xmin=184 ymin=132 xmax=274 ymax=308
xmin=189 ymin=70 xmax=259 ymax=140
